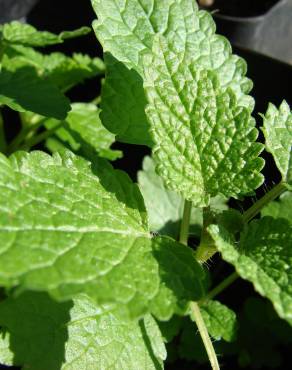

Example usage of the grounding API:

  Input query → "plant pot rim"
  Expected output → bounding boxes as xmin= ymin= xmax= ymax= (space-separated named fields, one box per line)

xmin=213 ymin=0 xmax=286 ymax=23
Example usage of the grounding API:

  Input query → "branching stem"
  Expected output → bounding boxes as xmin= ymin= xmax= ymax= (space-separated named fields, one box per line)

xmin=201 ymin=271 xmax=239 ymax=303
xmin=179 ymin=200 xmax=220 ymax=370
xmin=242 ymin=182 xmax=286 ymax=223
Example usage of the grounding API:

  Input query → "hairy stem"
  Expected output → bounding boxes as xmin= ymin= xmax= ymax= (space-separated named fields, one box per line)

xmin=201 ymin=271 xmax=239 ymax=303
xmin=243 ymin=182 xmax=286 ymax=223
xmin=196 ymin=207 xmax=217 ymax=263
xmin=191 ymin=302 xmax=220 ymax=370
xmin=179 ymin=200 xmax=220 ymax=370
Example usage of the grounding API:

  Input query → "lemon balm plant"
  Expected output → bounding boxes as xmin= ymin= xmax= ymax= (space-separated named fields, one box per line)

xmin=0 ymin=1 xmax=291 ymax=369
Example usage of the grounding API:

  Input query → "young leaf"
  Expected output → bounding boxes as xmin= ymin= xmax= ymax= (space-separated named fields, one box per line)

xmin=0 ymin=292 xmax=166 ymax=370
xmin=199 ymin=300 xmax=238 ymax=342
xmin=0 ymin=67 xmax=70 ymax=119
xmin=1 ymin=22 xmax=90 ymax=47
xmin=92 ymin=0 xmax=253 ymax=146
xmin=143 ymin=37 xmax=264 ymax=206
xmin=209 ymin=217 xmax=292 ymax=325
xmin=262 ymin=101 xmax=292 ymax=189
xmin=0 ymin=151 xmax=205 ymax=319
xmin=43 ymin=103 xmax=122 ymax=160
xmin=262 ymin=192 xmax=292 ymax=222
xmin=138 ymin=156 xmax=227 ymax=238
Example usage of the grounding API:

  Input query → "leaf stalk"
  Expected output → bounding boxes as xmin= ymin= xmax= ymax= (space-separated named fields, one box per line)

xmin=179 ymin=200 xmax=220 ymax=370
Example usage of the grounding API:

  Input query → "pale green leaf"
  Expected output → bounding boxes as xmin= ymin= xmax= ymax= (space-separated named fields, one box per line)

xmin=0 ymin=67 xmax=70 ymax=119
xmin=92 ymin=0 xmax=253 ymax=146
xmin=199 ymin=300 xmax=238 ymax=342
xmin=262 ymin=101 xmax=292 ymax=187
xmin=138 ymin=156 xmax=227 ymax=237
xmin=0 ymin=292 xmax=166 ymax=370
xmin=1 ymin=22 xmax=90 ymax=47
xmin=262 ymin=192 xmax=292 ymax=223
xmin=43 ymin=103 xmax=122 ymax=160
xmin=143 ymin=37 xmax=264 ymax=206
xmin=0 ymin=151 xmax=205 ymax=319
xmin=209 ymin=218 xmax=292 ymax=325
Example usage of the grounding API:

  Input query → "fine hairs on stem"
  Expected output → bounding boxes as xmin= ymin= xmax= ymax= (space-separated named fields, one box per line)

xmin=179 ymin=200 xmax=220 ymax=370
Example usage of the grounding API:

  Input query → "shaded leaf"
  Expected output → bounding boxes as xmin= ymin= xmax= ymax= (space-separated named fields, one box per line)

xmin=0 ymin=292 xmax=166 ymax=370
xmin=0 ymin=67 xmax=70 ymax=119
xmin=262 ymin=192 xmax=292 ymax=223
xmin=209 ymin=218 xmax=292 ymax=325
xmin=0 ymin=151 xmax=206 ymax=319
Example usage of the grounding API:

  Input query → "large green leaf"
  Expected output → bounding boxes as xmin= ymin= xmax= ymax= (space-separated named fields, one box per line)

xmin=2 ymin=45 xmax=105 ymax=92
xmin=262 ymin=101 xmax=292 ymax=188
xmin=0 ymin=292 xmax=166 ymax=370
xmin=43 ymin=103 xmax=122 ymax=160
xmin=138 ymin=156 xmax=227 ymax=238
xmin=92 ymin=0 xmax=253 ymax=146
xmin=199 ymin=300 xmax=238 ymax=342
xmin=209 ymin=217 xmax=292 ymax=325
xmin=0 ymin=67 xmax=70 ymax=119
xmin=0 ymin=151 xmax=205 ymax=319
xmin=0 ymin=22 xmax=90 ymax=47
xmin=262 ymin=192 xmax=292 ymax=223
xmin=143 ymin=37 xmax=264 ymax=206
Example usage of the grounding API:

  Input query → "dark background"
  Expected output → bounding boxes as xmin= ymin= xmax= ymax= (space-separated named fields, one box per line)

xmin=1 ymin=0 xmax=292 ymax=369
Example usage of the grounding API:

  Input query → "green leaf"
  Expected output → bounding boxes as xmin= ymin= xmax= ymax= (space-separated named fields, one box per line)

xmin=209 ymin=217 xmax=292 ymax=325
xmin=143 ymin=37 xmax=264 ymax=206
xmin=138 ymin=156 xmax=227 ymax=238
xmin=101 ymin=53 xmax=152 ymax=146
xmin=262 ymin=101 xmax=292 ymax=188
xmin=262 ymin=192 xmax=292 ymax=223
xmin=43 ymin=103 xmax=122 ymax=160
xmin=1 ymin=22 xmax=90 ymax=47
xmin=0 ymin=292 xmax=166 ymax=370
xmin=199 ymin=300 xmax=238 ymax=342
xmin=0 ymin=67 xmax=70 ymax=119
xmin=92 ymin=0 xmax=253 ymax=146
xmin=0 ymin=151 xmax=206 ymax=319
xmin=2 ymin=45 xmax=105 ymax=92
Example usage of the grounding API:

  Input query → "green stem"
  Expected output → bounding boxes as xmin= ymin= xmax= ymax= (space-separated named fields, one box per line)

xmin=6 ymin=118 xmax=47 ymax=154
xmin=0 ymin=110 xmax=7 ymax=152
xmin=201 ymin=272 xmax=239 ymax=303
xmin=196 ymin=207 xmax=217 ymax=263
xmin=20 ymin=123 xmax=62 ymax=151
xmin=179 ymin=200 xmax=192 ymax=245
xmin=179 ymin=201 xmax=220 ymax=370
xmin=190 ymin=302 xmax=220 ymax=370
xmin=242 ymin=182 xmax=286 ymax=223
